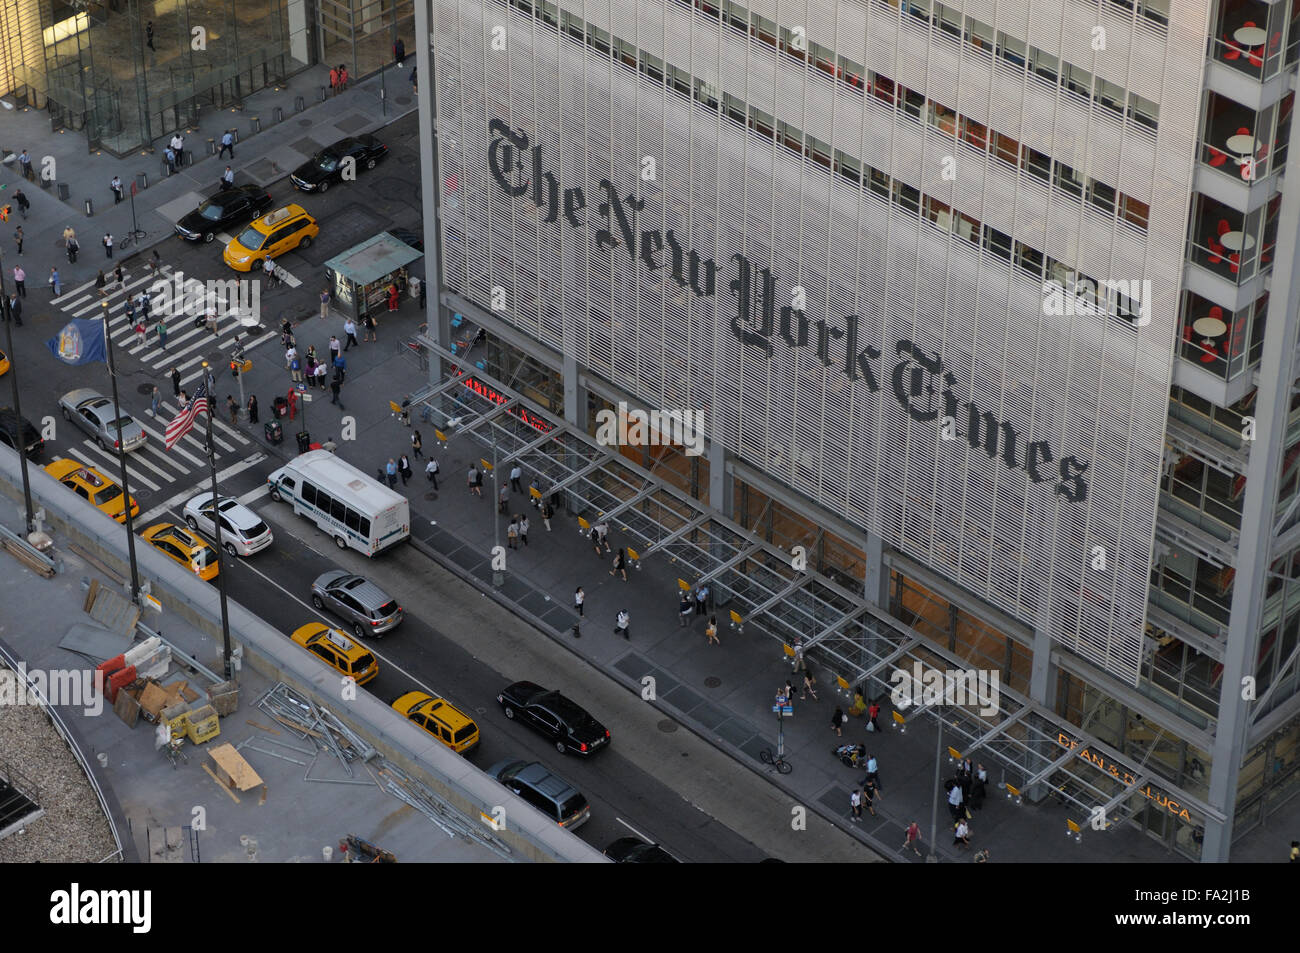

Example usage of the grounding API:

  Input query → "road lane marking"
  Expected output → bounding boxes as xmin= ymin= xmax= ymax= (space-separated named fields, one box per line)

xmin=135 ymin=454 xmax=271 ymax=524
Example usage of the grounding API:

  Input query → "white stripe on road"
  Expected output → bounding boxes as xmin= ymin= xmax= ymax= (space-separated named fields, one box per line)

xmin=132 ymin=417 xmax=207 ymax=468
xmin=136 ymin=441 xmax=196 ymax=477
xmin=134 ymin=453 xmax=272 ymax=525
xmin=75 ymin=441 xmax=162 ymax=492
xmin=156 ymin=401 xmax=236 ymax=454
xmin=237 ymin=484 xmax=270 ymax=506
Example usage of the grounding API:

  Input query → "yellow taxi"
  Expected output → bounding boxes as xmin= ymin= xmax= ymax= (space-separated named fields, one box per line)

xmin=0 ymin=348 xmax=9 ymax=377
xmin=222 ymin=204 xmax=319 ymax=271
xmin=43 ymin=458 xmax=139 ymax=523
xmin=290 ymin=623 xmax=379 ymax=685
xmin=392 ymin=691 xmax=480 ymax=754
xmin=140 ymin=522 xmax=220 ymax=581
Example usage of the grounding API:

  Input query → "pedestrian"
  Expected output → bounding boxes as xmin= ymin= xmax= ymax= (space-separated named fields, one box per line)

xmin=831 ymin=707 xmax=846 ymax=737
xmin=411 ymin=430 xmax=423 ymax=459
xmin=792 ymin=635 xmax=806 ymax=671
xmin=134 ymin=319 xmax=147 ymax=347
xmin=66 ymin=235 xmax=79 ymax=263
xmin=171 ymin=367 xmax=182 ymax=397
xmin=338 ymin=64 xmax=349 ymax=91
xmin=329 ymin=65 xmax=339 ymax=93
xmin=330 ymin=376 xmax=344 ymax=408
xmin=506 ymin=516 xmax=518 ymax=549
xmin=519 ymin=515 xmax=529 ymax=546
xmin=947 ymin=778 xmax=965 ymax=821
xmin=96 ymin=269 xmax=107 ymax=297
xmin=393 ymin=37 xmax=406 ymax=65
xmin=861 ymin=777 xmax=881 ymax=817
xmin=170 ymin=133 xmax=185 ymax=167
xmin=385 ymin=458 xmax=398 ymax=488
xmin=590 ymin=520 xmax=610 ymax=554
xmin=13 ymin=227 xmax=23 ymax=256
xmin=540 ymin=498 xmax=554 ymax=531
xmin=509 ymin=464 xmax=522 ymax=492
xmin=149 ymin=249 xmax=161 ymax=274
xmin=498 ymin=483 xmax=509 ymax=513
xmin=164 ymin=147 xmax=176 ymax=173
xmin=11 ymin=265 xmax=24 ymax=297
xmin=467 ymin=465 xmax=479 ymax=495
xmin=18 ymin=150 xmax=32 ymax=181
xmin=850 ymin=788 xmax=862 ymax=822
xmin=529 ymin=474 xmax=542 ymax=503
xmin=425 ymin=457 xmax=439 ymax=488
xmin=902 ymin=821 xmax=922 ymax=856
xmin=609 ymin=547 xmax=628 ymax=581
xmin=102 ymin=232 xmax=113 ymax=258
xmin=363 ymin=312 xmax=377 ymax=342
xmin=785 ymin=679 xmax=797 ymax=711
xmin=319 ymin=286 xmax=330 ymax=320
xmin=953 ymin=819 xmax=970 ymax=848
xmin=322 ymin=436 xmax=338 ymax=453
xmin=863 ymin=754 xmax=880 ymax=791
xmin=329 ymin=335 xmax=341 ymax=362
xmin=343 ymin=317 xmax=358 ymax=349
xmin=219 ymin=130 xmax=234 ymax=159
xmin=206 ymin=309 xmax=219 ymax=336
xmin=848 ymin=686 xmax=867 ymax=717
xmin=178 ymin=389 xmax=189 ymax=409
xmin=145 ymin=19 xmax=154 ymax=50
xmin=263 ymin=256 xmax=277 ymax=287
xmin=113 ymin=264 xmax=124 ymax=288
xmin=614 ymin=609 xmax=630 ymax=640
xmin=399 ymin=454 xmax=413 ymax=485
xmin=959 ymin=761 xmax=972 ymax=802
xmin=49 ymin=267 xmax=61 ymax=297
xmin=705 ymin=614 xmax=719 ymax=645
xmin=247 ymin=394 xmax=259 ymax=423
xmin=227 ymin=395 xmax=239 ymax=425
xmin=13 ymin=190 xmax=28 ymax=218
xmin=678 ymin=591 xmax=692 ymax=626
xmin=220 ymin=166 xmax=235 ymax=190
xmin=156 ymin=317 xmax=167 ymax=349
xmin=474 ymin=467 xmax=484 ymax=495
xmin=1292 ymin=840 xmax=1300 ymax=863
xmin=149 ymin=385 xmax=160 ymax=417
xmin=6 ymin=293 xmax=20 ymax=326
xmin=111 ymin=175 xmax=124 ymax=203
xmin=695 ymin=582 xmax=709 ymax=615
xmin=286 ymin=387 xmax=298 ymax=421
xmin=574 ymin=586 xmax=585 ymax=617
xmin=802 ymin=668 xmax=819 ymax=701
xmin=387 ymin=281 xmax=400 ymax=313
xmin=867 ymin=699 xmax=881 ymax=733
xmin=314 ymin=360 xmax=327 ymax=389
xmin=409 ymin=64 xmax=417 ymax=94
xmin=969 ymin=766 xmax=987 ymax=811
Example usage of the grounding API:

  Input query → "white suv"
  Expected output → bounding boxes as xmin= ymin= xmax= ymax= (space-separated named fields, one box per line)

xmin=182 ymin=493 xmax=273 ymax=557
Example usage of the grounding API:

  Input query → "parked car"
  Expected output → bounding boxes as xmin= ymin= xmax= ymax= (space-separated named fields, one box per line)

xmin=603 ymin=838 xmax=680 ymax=863
xmin=174 ymin=185 xmax=275 ymax=243
xmin=182 ymin=493 xmax=273 ymax=557
xmin=0 ymin=408 xmax=44 ymax=459
xmin=289 ymin=623 xmax=379 ymax=685
xmin=0 ymin=348 xmax=9 ymax=377
xmin=489 ymin=759 xmax=591 ymax=830
xmin=496 ymin=680 xmax=610 ymax=756
xmin=310 ymin=570 xmax=403 ymax=639
xmin=43 ymin=459 xmax=138 ymax=523
xmin=392 ymin=691 xmax=479 ymax=754
xmin=289 ymin=135 xmax=388 ymax=192
xmin=58 ymin=389 xmax=146 ymax=452
xmin=140 ymin=522 xmax=220 ymax=581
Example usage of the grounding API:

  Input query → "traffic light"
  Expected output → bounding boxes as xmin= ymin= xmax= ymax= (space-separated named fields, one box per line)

xmin=0 ymin=205 xmax=10 ymax=223
xmin=230 ymin=359 xmax=239 ymax=377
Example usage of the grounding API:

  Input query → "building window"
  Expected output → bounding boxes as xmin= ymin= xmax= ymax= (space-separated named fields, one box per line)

xmin=1088 ymin=179 xmax=1117 ymax=215
xmin=869 ymin=166 xmax=892 ymax=198
xmin=1022 ymin=145 xmax=1052 ymax=182
xmin=1016 ymin=242 xmax=1045 ymax=277
xmin=983 ymin=224 xmax=1013 ymax=260
xmin=1120 ymin=195 xmax=1150 ymax=230
xmin=895 ymin=181 xmax=921 ymax=214
xmin=997 ymin=31 xmax=1027 ymax=68
xmin=1053 ymin=161 xmax=1085 ymax=197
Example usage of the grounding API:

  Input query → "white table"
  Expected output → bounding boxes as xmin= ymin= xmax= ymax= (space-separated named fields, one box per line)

xmin=1225 ymin=134 xmax=1258 ymax=156
xmin=1219 ymin=231 xmax=1255 ymax=252
xmin=1233 ymin=26 xmax=1267 ymax=47
xmin=1193 ymin=317 xmax=1228 ymax=338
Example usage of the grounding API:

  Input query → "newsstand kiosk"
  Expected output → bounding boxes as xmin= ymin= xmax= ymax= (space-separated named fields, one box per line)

xmin=323 ymin=232 xmax=423 ymax=326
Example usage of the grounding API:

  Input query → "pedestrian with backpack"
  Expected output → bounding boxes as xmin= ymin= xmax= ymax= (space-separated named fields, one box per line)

xmin=831 ymin=707 xmax=847 ymax=737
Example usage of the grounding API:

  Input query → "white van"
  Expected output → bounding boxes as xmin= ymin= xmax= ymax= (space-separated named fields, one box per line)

xmin=267 ymin=450 xmax=410 ymax=555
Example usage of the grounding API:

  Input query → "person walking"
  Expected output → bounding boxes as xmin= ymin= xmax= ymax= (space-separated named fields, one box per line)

xmin=705 ymin=615 xmax=720 ymax=645
xmin=867 ymin=699 xmax=882 ymax=733
xmin=901 ymin=821 xmax=923 ymax=857
xmin=969 ymin=764 xmax=988 ymax=811
xmin=330 ymin=376 xmax=344 ymax=409
xmin=263 ymin=256 xmax=277 ymax=287
xmin=506 ymin=516 xmax=518 ymax=550
xmin=6 ymin=293 xmax=20 ymax=326
xmin=953 ymin=818 xmax=971 ymax=848
xmin=227 ymin=395 xmax=239 ymax=425
xmin=111 ymin=175 xmax=124 ymax=204
xmin=393 ymin=37 xmax=406 ymax=65
xmin=219 ymin=130 xmax=234 ymax=159
xmin=113 ymin=264 xmax=124 ymax=291
xmin=614 ymin=609 xmax=630 ymax=641
xmin=314 ymin=360 xmax=327 ymax=390
xmin=328 ymin=335 xmax=341 ymax=363
xmin=540 ymin=498 xmax=554 ymax=531
xmin=66 ymin=234 xmax=79 ymax=263
xmin=678 ymin=591 xmax=692 ymax=627
xmin=467 ymin=464 xmax=480 ymax=495
xmin=220 ymin=166 xmax=235 ymax=190
xmin=49 ymin=267 xmax=61 ymax=297
xmin=399 ymin=454 xmax=413 ymax=485
xmin=609 ymin=547 xmax=628 ymax=581
xmin=850 ymin=788 xmax=862 ymax=823
xmin=13 ymin=189 xmax=29 ymax=219
xmin=149 ymin=385 xmax=161 ymax=417
xmin=792 ymin=635 xmax=806 ymax=671
xmin=13 ymin=228 xmax=23 ymax=257
xmin=363 ymin=312 xmax=377 ymax=342
xmin=863 ymin=754 xmax=880 ymax=791
xmin=802 ymin=668 xmax=819 ymax=701
xmin=573 ymin=586 xmax=585 ymax=617
xmin=411 ymin=430 xmax=423 ymax=459
xmin=946 ymin=778 xmax=965 ymax=822
xmin=519 ymin=515 xmax=529 ymax=547
xmin=329 ymin=65 xmax=339 ymax=94
xmin=831 ymin=707 xmax=847 ymax=737
xmin=694 ymin=582 xmax=709 ymax=615
xmin=343 ymin=317 xmax=358 ymax=349
xmin=590 ymin=520 xmax=610 ymax=554
xmin=409 ymin=64 xmax=417 ymax=94
xmin=133 ymin=318 xmax=147 ymax=347
xmin=206 ymin=309 xmax=219 ymax=337
xmin=862 ymin=777 xmax=881 ymax=817
xmin=95 ymin=270 xmax=108 ymax=297
xmin=319 ymin=287 xmax=330 ymax=319
xmin=164 ymin=147 xmax=176 ymax=174
xmin=145 ymin=19 xmax=154 ymax=51
xmin=509 ymin=464 xmax=522 ymax=492
xmin=385 ymin=458 xmax=398 ymax=488
xmin=849 ymin=686 xmax=867 ymax=717
xmin=425 ymin=457 xmax=439 ymax=488
xmin=285 ymin=387 xmax=298 ymax=422
xmin=170 ymin=133 xmax=185 ymax=167
xmin=156 ymin=317 xmax=168 ymax=349
xmin=247 ymin=394 xmax=259 ymax=424
xmin=171 ymin=367 xmax=182 ymax=397
xmin=18 ymin=150 xmax=33 ymax=181
xmin=11 ymin=265 xmax=24 ymax=298
xmin=338 ymin=65 xmax=349 ymax=91
xmin=102 ymin=232 xmax=113 ymax=258
xmin=498 ymin=483 xmax=509 ymax=513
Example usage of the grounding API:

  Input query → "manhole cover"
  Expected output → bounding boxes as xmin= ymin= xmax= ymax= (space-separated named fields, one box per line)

xmin=704 ymin=676 xmax=721 ymax=688
xmin=475 ymin=707 xmax=487 ymax=714
xmin=136 ymin=383 xmax=154 ymax=395
xmin=657 ymin=719 xmax=678 ymax=733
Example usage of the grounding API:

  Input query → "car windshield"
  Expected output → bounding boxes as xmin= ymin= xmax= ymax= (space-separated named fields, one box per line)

xmin=314 ymin=152 xmax=340 ymax=172
xmin=197 ymin=201 xmax=225 ymax=221
xmin=236 ymin=227 xmax=267 ymax=250
xmin=97 ymin=484 xmax=123 ymax=504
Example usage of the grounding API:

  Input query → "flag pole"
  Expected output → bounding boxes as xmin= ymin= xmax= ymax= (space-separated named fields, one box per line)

xmin=101 ymin=301 xmax=142 ymax=603
xmin=201 ymin=361 xmax=236 ymax=681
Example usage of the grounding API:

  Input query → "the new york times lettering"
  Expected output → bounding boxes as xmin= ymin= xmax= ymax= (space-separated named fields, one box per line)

xmin=486 ymin=120 xmax=1089 ymax=502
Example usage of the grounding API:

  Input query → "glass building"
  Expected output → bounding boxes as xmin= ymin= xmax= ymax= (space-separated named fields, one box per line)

xmin=0 ymin=0 xmax=413 ymax=155
xmin=412 ymin=0 xmax=1300 ymax=860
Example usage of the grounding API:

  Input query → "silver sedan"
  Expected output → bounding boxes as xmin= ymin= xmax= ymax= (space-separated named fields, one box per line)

xmin=58 ymin=389 xmax=147 ymax=453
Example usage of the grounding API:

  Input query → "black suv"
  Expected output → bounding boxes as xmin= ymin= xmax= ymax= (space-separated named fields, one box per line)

xmin=497 ymin=681 xmax=610 ymax=756
xmin=0 ymin=408 xmax=43 ymax=458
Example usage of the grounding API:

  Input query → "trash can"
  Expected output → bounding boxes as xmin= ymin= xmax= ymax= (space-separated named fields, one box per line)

xmin=273 ymin=395 xmax=288 ymax=418
xmin=296 ymin=431 xmax=311 ymax=454
xmin=264 ymin=420 xmax=282 ymax=443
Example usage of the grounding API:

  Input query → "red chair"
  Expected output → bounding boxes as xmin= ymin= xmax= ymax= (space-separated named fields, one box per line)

xmin=1235 ymin=126 xmax=1251 ymax=136
xmin=1208 ymin=147 xmax=1229 ymax=166
xmin=1270 ymin=32 xmax=1282 ymax=55
xmin=1209 ymin=306 xmax=1224 ymax=319
xmin=1218 ymin=219 xmax=1231 ymax=236
xmin=1208 ymin=236 xmax=1224 ymax=264
xmin=1250 ymin=48 xmax=1264 ymax=67
xmin=1224 ymin=34 xmax=1242 ymax=59
xmin=1230 ymin=252 xmax=1240 ymax=274
xmin=1201 ymin=343 xmax=1219 ymax=363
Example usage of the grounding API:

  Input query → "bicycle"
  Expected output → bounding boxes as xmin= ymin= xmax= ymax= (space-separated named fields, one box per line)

xmin=119 ymin=228 xmax=147 ymax=253
xmin=759 ymin=747 xmax=793 ymax=774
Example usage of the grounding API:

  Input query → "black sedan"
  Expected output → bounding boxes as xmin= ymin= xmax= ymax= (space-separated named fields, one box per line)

xmin=289 ymin=134 xmax=388 ymax=192
xmin=603 ymin=838 xmax=679 ymax=863
xmin=496 ymin=681 xmax=610 ymax=756
xmin=174 ymin=185 xmax=274 ymax=243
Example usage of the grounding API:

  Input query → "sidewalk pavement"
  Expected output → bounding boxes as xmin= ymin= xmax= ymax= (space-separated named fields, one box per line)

xmin=220 ymin=307 xmax=1297 ymax=863
xmin=0 ymin=62 xmax=415 ymax=312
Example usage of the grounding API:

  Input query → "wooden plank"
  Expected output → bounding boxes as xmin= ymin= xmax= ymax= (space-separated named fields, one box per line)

xmin=208 ymin=742 xmax=264 ymax=791
xmin=201 ymin=762 xmax=242 ymax=803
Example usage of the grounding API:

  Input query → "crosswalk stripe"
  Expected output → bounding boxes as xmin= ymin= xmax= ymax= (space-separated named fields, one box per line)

xmin=135 ymin=442 xmax=193 ymax=477
xmin=75 ymin=441 xmax=162 ymax=492
xmin=156 ymin=401 xmax=235 ymax=454
xmin=135 ymin=453 xmax=272 ymax=525
xmin=69 ymin=274 xmax=160 ymax=318
xmin=101 ymin=443 xmax=176 ymax=482
xmin=212 ymin=416 xmax=251 ymax=445
xmin=237 ymin=484 xmax=270 ymax=506
xmin=133 ymin=417 xmax=207 ymax=468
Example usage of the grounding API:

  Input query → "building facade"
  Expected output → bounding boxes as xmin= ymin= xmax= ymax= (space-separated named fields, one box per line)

xmin=417 ymin=0 xmax=1300 ymax=860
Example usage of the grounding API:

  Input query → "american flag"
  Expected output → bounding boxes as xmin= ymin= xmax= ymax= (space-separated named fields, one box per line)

xmin=165 ymin=378 xmax=208 ymax=449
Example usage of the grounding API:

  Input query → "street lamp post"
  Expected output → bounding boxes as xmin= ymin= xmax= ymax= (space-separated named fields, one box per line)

xmin=0 ymin=253 xmax=36 ymax=533
xmin=927 ymin=712 xmax=943 ymax=863
xmin=101 ymin=301 xmax=142 ymax=603
xmin=202 ymin=361 xmax=235 ymax=680
xmin=492 ymin=435 xmax=502 ymax=587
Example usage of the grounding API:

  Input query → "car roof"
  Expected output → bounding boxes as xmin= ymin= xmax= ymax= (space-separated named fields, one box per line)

xmin=505 ymin=680 xmax=547 ymax=701
xmin=62 ymin=388 xmax=104 ymax=407
xmin=514 ymin=763 xmax=580 ymax=799
xmin=338 ymin=576 xmax=390 ymax=605
xmin=254 ymin=205 xmax=310 ymax=230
